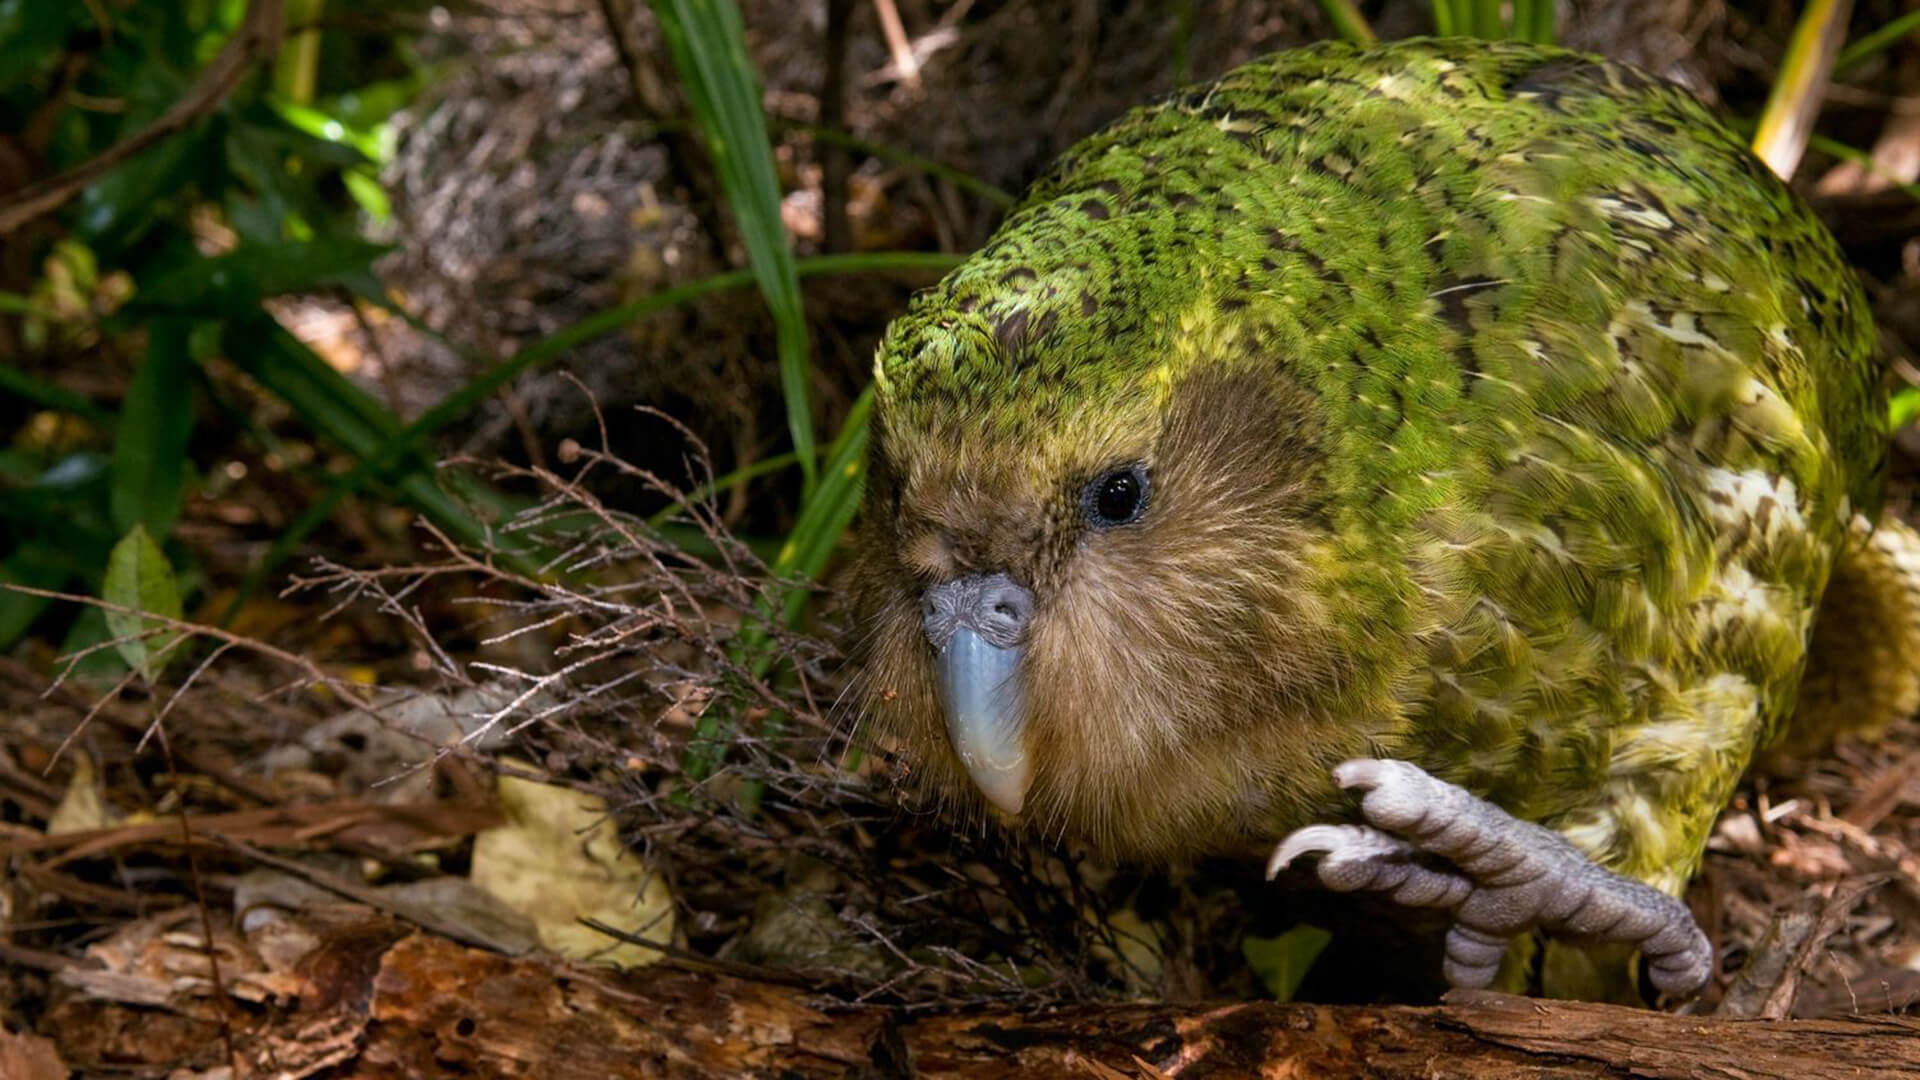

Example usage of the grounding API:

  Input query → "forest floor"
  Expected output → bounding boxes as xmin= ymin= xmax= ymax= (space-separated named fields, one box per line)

xmin=4 ymin=1 xmax=1920 ymax=1076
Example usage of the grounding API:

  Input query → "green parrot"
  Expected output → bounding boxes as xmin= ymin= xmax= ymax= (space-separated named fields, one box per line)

xmin=847 ymin=37 xmax=1920 ymax=999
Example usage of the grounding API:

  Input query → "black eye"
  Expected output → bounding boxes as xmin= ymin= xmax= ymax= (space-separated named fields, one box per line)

xmin=1083 ymin=464 xmax=1149 ymax=528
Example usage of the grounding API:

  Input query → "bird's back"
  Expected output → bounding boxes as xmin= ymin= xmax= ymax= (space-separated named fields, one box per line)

xmin=1021 ymin=39 xmax=1891 ymax=888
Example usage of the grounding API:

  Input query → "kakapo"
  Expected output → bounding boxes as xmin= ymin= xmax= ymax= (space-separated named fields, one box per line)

xmin=847 ymin=37 xmax=1920 ymax=998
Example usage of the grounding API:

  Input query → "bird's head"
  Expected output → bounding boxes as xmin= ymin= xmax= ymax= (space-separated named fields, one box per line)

xmin=849 ymin=206 xmax=1383 ymax=860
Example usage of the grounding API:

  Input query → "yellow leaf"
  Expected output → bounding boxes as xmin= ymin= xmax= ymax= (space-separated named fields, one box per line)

xmin=47 ymin=752 xmax=115 ymax=835
xmin=469 ymin=764 xmax=673 ymax=968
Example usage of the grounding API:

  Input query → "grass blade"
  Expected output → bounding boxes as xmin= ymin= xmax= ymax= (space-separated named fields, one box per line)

xmin=220 ymin=314 xmax=526 ymax=568
xmin=647 ymin=450 xmax=799 ymax=528
xmin=800 ymin=126 xmax=1015 ymax=207
xmin=228 ymin=251 xmax=961 ymax=617
xmin=1752 ymin=0 xmax=1854 ymax=180
xmin=1808 ymin=133 xmax=1920 ymax=201
xmin=683 ymin=386 xmax=874 ymax=791
xmin=650 ymin=0 xmax=816 ymax=492
xmin=1171 ymin=0 xmax=1193 ymax=82
xmin=1834 ymin=11 xmax=1920 ymax=75
xmin=767 ymin=386 xmax=871 ymax=628
xmin=109 ymin=318 xmax=194 ymax=537
xmin=1314 ymin=0 xmax=1377 ymax=45
xmin=1471 ymin=0 xmax=1503 ymax=38
xmin=0 ymin=364 xmax=115 ymax=428
xmin=1519 ymin=0 xmax=1556 ymax=44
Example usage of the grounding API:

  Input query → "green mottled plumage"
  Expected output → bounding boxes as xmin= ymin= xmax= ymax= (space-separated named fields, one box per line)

xmin=852 ymin=38 xmax=1908 ymax=993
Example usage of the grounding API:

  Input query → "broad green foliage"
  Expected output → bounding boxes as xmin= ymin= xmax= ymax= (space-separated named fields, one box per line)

xmin=0 ymin=0 xmax=428 ymax=659
xmin=0 ymin=0 xmax=965 ymax=677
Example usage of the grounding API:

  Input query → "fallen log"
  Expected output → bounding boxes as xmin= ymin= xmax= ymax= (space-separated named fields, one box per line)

xmin=37 ymin=932 xmax=1920 ymax=1078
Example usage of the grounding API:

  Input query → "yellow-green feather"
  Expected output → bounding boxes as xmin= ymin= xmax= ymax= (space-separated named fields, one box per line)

xmin=868 ymin=38 xmax=1899 ymax=995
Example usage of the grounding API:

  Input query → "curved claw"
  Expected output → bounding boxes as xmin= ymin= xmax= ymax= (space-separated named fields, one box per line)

xmin=1270 ymin=823 xmax=1474 ymax=909
xmin=1266 ymin=824 xmax=1397 ymax=879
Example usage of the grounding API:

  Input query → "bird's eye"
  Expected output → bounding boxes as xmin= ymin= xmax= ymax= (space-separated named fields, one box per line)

xmin=1083 ymin=464 xmax=1149 ymax=528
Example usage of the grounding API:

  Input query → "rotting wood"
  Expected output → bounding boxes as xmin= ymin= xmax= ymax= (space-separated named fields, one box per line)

xmin=34 ymin=932 xmax=1920 ymax=1078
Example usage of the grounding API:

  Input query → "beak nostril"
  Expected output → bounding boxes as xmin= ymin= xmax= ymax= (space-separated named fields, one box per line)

xmin=925 ymin=572 xmax=1033 ymax=647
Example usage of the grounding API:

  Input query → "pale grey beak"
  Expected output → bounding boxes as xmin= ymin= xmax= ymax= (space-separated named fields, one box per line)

xmin=923 ymin=573 xmax=1034 ymax=815
xmin=935 ymin=627 xmax=1029 ymax=814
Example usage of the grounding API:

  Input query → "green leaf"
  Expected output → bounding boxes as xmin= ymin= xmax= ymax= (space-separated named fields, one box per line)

xmin=227 ymin=101 xmax=373 ymax=189
xmin=110 ymin=319 xmax=196 ymax=537
xmin=1242 ymin=924 xmax=1333 ymax=1002
xmin=342 ymin=169 xmax=391 ymax=221
xmin=326 ymin=73 xmax=428 ymax=135
xmin=102 ymin=524 xmax=184 ymax=680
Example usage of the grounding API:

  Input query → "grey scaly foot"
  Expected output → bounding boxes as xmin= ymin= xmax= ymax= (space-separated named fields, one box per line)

xmin=1268 ymin=758 xmax=1712 ymax=996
